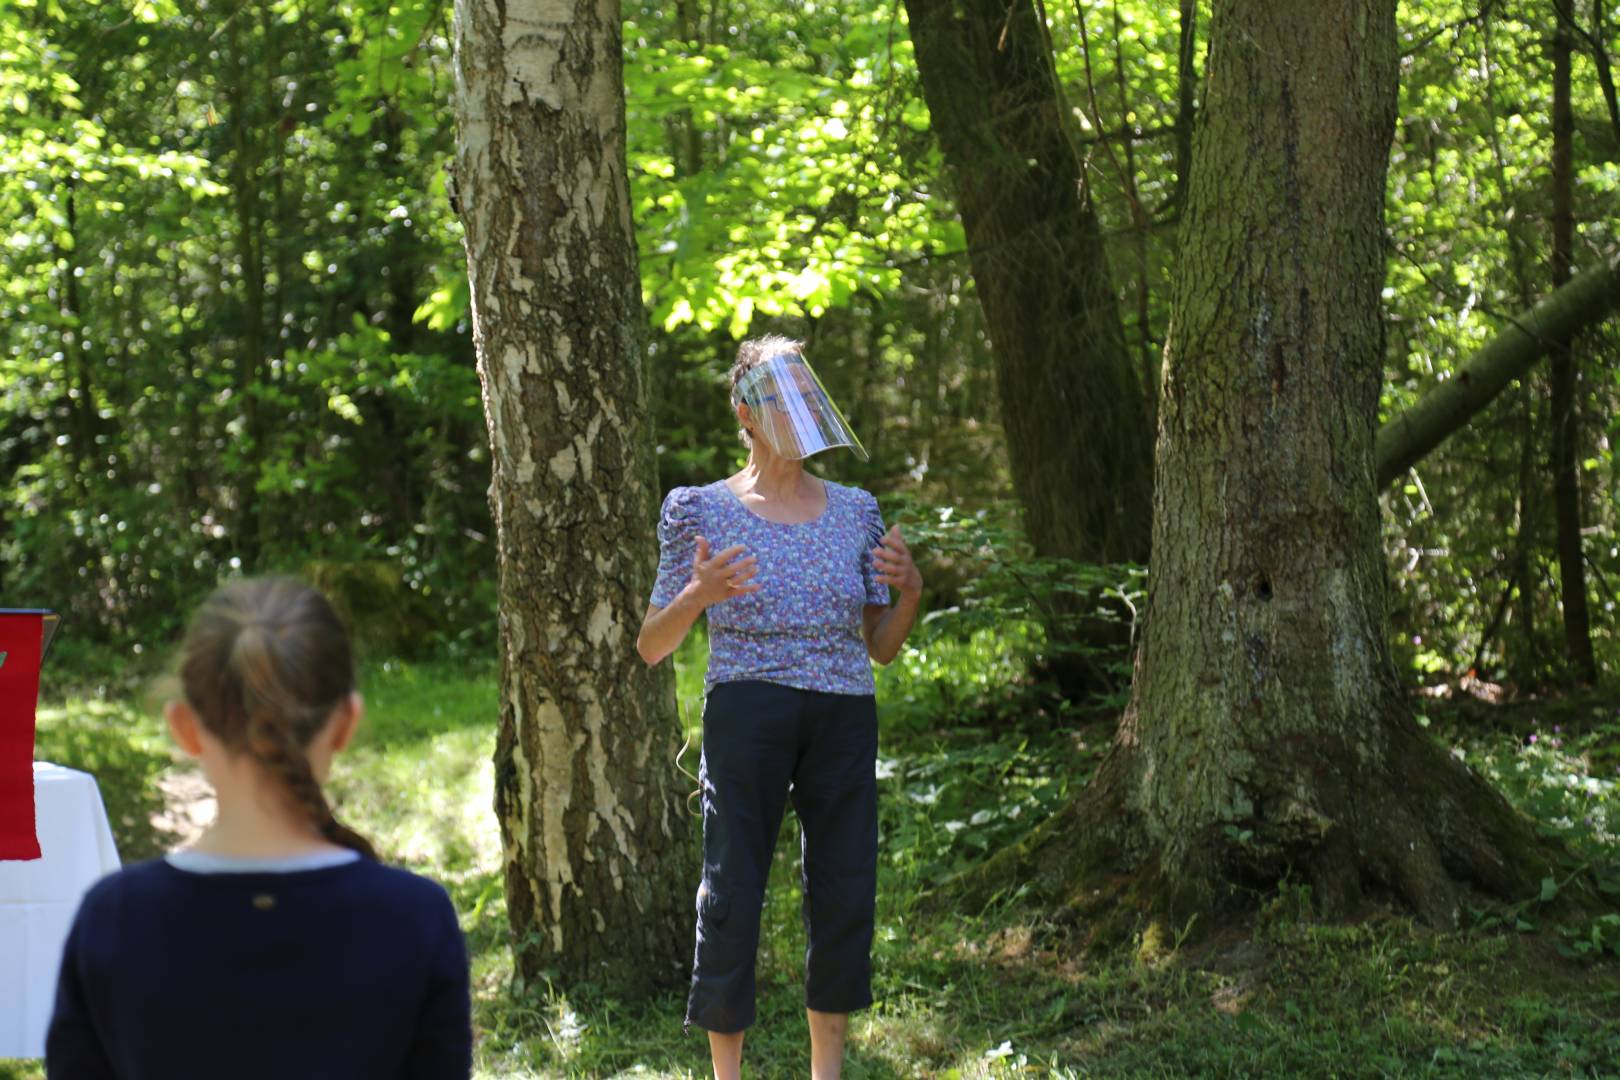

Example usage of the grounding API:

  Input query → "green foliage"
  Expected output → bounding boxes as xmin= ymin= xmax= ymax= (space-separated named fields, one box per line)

xmin=2 ymin=0 xmax=1014 ymax=664
xmin=625 ymin=2 xmax=950 ymax=337
xmin=1449 ymin=705 xmax=1620 ymax=957
xmin=3 ymin=0 xmax=1618 ymax=694
xmin=888 ymin=499 xmax=1145 ymax=713
xmin=1457 ymin=713 xmax=1619 ymax=863
xmin=876 ymin=719 xmax=1095 ymax=884
xmin=1380 ymin=2 xmax=1620 ymax=684
xmin=876 ymin=622 xmax=1051 ymax=732
xmin=0 ymin=0 xmax=491 ymax=657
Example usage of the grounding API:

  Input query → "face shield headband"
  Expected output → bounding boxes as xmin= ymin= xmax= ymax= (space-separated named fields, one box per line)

xmin=735 ymin=353 xmax=869 ymax=462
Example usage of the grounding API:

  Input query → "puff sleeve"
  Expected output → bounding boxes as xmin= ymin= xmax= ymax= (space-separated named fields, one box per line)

xmin=859 ymin=488 xmax=890 ymax=607
xmin=649 ymin=486 xmax=702 ymax=610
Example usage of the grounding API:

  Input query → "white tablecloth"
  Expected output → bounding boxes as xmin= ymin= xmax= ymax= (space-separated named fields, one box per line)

xmin=0 ymin=762 xmax=121 ymax=1059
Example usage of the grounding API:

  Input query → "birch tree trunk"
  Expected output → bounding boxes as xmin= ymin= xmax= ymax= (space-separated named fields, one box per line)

xmin=450 ymin=0 xmax=690 ymax=991
xmin=961 ymin=0 xmax=1554 ymax=929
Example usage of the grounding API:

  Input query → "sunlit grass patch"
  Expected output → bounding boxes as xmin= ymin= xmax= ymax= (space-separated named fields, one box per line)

xmin=34 ymin=696 xmax=177 ymax=861
xmin=329 ymin=659 xmax=501 ymax=878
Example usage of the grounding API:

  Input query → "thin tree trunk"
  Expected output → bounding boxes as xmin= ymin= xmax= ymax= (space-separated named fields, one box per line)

xmin=1111 ymin=2 xmax=1157 ymax=406
xmin=1173 ymin=0 xmax=1198 ymax=214
xmin=1511 ymin=383 xmax=1541 ymax=682
xmin=1550 ymin=0 xmax=1597 ymax=681
xmin=675 ymin=0 xmax=704 ymax=176
xmin=59 ymin=180 xmax=94 ymax=483
xmin=226 ymin=7 xmax=267 ymax=561
xmin=1586 ymin=0 xmax=1620 ymax=142
xmin=1481 ymin=16 xmax=1545 ymax=681
xmin=451 ymin=0 xmax=691 ymax=992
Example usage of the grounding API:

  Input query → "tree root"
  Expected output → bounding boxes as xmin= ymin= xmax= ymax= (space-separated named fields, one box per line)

xmin=937 ymin=714 xmax=1571 ymax=942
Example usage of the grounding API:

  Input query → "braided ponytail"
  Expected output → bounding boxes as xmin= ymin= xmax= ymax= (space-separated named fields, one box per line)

xmin=179 ymin=577 xmax=377 ymax=859
xmin=246 ymin=711 xmax=377 ymax=860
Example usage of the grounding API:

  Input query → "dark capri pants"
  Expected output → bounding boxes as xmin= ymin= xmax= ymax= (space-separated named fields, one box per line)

xmin=686 ymin=679 xmax=879 ymax=1033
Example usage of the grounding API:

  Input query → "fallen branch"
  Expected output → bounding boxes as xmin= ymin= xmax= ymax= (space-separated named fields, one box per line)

xmin=1376 ymin=249 xmax=1620 ymax=487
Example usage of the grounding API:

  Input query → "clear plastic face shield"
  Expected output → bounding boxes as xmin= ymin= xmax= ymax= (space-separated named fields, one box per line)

xmin=735 ymin=353 xmax=869 ymax=462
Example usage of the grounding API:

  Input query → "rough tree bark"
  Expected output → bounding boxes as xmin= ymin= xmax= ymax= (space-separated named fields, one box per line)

xmin=904 ymin=0 xmax=1155 ymax=691
xmin=964 ymin=0 xmax=1555 ymax=930
xmin=451 ymin=0 xmax=691 ymax=991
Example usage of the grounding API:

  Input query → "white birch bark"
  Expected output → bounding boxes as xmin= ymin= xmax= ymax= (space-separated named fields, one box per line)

xmin=450 ymin=0 xmax=691 ymax=989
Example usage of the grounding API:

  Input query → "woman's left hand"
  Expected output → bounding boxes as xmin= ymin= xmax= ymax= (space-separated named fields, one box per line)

xmin=873 ymin=525 xmax=923 ymax=598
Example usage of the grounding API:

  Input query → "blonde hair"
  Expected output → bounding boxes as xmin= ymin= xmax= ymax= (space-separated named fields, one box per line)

xmin=177 ymin=577 xmax=375 ymax=858
xmin=728 ymin=334 xmax=803 ymax=446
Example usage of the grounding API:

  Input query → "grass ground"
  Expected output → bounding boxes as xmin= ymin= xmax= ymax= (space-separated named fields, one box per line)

xmin=6 ymin=631 xmax=1620 ymax=1077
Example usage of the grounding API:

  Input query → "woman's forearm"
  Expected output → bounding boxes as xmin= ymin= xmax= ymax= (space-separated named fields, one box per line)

xmin=867 ymin=588 xmax=921 ymax=665
xmin=636 ymin=588 xmax=706 ymax=665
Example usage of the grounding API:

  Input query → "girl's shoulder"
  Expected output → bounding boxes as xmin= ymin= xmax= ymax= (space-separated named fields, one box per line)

xmin=78 ymin=856 xmax=452 ymax=914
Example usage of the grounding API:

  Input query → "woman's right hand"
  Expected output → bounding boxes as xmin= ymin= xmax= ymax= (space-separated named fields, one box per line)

xmin=684 ymin=536 xmax=761 ymax=608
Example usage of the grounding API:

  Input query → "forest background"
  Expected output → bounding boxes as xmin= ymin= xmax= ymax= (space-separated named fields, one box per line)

xmin=5 ymin=0 xmax=1620 ymax=1076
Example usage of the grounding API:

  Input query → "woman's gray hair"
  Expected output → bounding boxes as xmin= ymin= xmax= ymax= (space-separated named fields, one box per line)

xmin=729 ymin=334 xmax=803 ymax=446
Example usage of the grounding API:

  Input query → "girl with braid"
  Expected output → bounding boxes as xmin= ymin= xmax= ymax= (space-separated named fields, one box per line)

xmin=46 ymin=578 xmax=472 ymax=1080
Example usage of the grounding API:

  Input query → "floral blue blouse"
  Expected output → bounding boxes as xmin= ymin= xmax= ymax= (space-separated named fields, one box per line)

xmin=649 ymin=479 xmax=890 ymax=695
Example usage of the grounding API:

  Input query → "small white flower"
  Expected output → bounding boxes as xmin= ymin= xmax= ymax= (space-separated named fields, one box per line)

xmin=908 ymin=785 xmax=941 ymax=806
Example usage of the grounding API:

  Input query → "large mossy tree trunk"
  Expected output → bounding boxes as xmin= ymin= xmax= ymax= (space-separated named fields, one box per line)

xmin=451 ymin=0 xmax=690 ymax=991
xmin=904 ymin=0 xmax=1154 ymax=690
xmin=970 ymin=0 xmax=1554 ymax=930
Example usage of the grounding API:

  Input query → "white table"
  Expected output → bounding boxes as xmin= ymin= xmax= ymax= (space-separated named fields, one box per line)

xmin=0 ymin=762 xmax=121 ymax=1059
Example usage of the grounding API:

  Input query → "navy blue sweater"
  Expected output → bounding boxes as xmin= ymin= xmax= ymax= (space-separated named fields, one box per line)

xmin=45 ymin=858 xmax=471 ymax=1079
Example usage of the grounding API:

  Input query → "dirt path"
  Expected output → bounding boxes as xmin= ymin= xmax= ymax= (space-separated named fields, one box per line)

xmin=148 ymin=767 xmax=214 ymax=848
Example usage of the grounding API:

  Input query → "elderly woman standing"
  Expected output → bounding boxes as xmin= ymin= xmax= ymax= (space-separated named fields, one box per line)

xmin=637 ymin=335 xmax=921 ymax=1080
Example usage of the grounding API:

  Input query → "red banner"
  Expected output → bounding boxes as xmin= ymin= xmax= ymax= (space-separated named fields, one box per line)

xmin=0 ymin=612 xmax=44 ymax=860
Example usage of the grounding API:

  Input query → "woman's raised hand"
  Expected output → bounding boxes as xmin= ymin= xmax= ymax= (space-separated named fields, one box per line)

xmin=873 ymin=525 xmax=923 ymax=597
xmin=688 ymin=536 xmax=762 ymax=608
